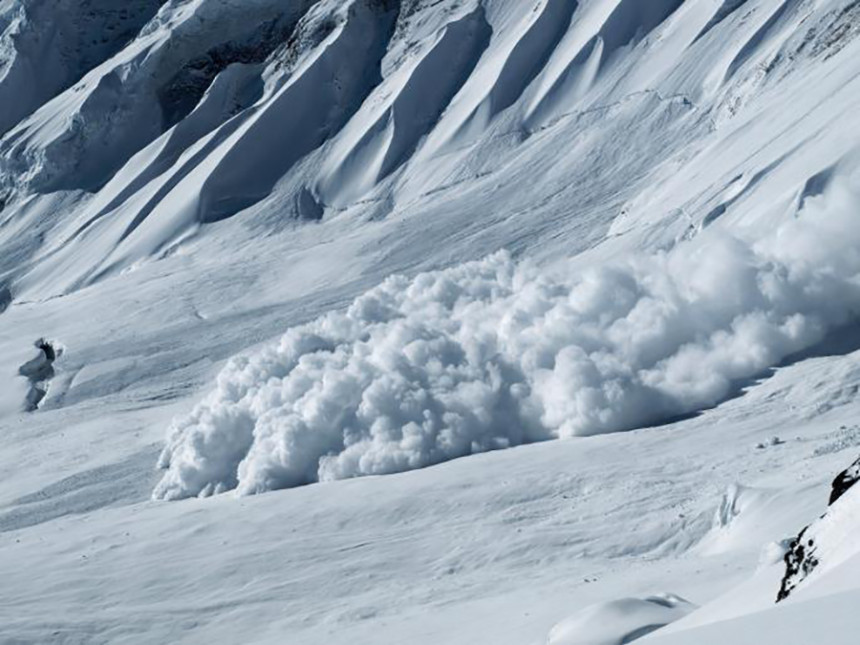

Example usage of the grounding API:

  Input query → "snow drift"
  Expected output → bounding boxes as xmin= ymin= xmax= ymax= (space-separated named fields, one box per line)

xmin=153 ymin=174 xmax=860 ymax=499
xmin=546 ymin=593 xmax=696 ymax=645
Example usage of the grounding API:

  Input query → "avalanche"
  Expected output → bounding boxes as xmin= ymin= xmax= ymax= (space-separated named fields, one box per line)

xmin=154 ymin=172 xmax=860 ymax=498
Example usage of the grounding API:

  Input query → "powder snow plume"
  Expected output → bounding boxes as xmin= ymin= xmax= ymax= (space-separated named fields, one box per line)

xmin=154 ymin=178 xmax=860 ymax=499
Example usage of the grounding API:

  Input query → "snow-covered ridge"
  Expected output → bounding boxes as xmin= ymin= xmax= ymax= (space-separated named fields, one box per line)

xmin=0 ymin=0 xmax=167 ymax=138
xmin=640 ymin=452 xmax=860 ymax=645
xmin=547 ymin=593 xmax=697 ymax=644
xmin=1 ymin=0 xmax=859 ymax=298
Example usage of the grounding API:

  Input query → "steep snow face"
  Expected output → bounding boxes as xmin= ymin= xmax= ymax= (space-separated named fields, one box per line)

xmin=0 ymin=0 xmax=320 ymax=194
xmin=0 ymin=0 xmax=167 ymax=137
xmin=1 ymin=0 xmax=859 ymax=296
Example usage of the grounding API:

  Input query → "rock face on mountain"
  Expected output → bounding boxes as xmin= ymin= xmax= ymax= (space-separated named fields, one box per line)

xmin=16 ymin=338 xmax=60 ymax=411
xmin=778 ymin=454 xmax=860 ymax=602
xmin=829 ymin=454 xmax=860 ymax=506
xmin=778 ymin=526 xmax=821 ymax=602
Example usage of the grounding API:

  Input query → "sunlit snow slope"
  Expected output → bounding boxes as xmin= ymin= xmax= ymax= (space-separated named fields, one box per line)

xmin=1 ymin=0 xmax=860 ymax=643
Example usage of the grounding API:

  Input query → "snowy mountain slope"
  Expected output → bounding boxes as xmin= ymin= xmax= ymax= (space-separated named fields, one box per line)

xmin=0 ymin=0 xmax=860 ymax=643
xmin=2 ymin=0 xmax=859 ymax=296
xmin=0 ymin=0 xmax=167 ymax=138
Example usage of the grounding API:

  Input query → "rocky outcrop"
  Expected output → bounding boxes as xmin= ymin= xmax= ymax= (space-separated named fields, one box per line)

xmin=777 ymin=525 xmax=819 ymax=602
xmin=777 ymin=453 xmax=860 ymax=602
xmin=829 ymin=454 xmax=860 ymax=506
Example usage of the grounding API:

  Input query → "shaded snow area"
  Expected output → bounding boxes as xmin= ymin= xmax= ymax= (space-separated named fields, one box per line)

xmin=155 ymin=178 xmax=860 ymax=498
xmin=547 ymin=593 xmax=696 ymax=645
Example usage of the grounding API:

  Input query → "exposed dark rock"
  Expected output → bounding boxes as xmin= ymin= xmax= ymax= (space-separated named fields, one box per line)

xmin=296 ymin=187 xmax=324 ymax=221
xmin=0 ymin=284 xmax=11 ymax=314
xmin=829 ymin=455 xmax=860 ymax=506
xmin=777 ymin=452 xmax=860 ymax=602
xmin=777 ymin=526 xmax=820 ymax=602
xmin=158 ymin=18 xmax=298 ymax=129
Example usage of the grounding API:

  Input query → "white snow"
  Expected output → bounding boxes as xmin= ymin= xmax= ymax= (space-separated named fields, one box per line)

xmin=1 ymin=0 xmax=860 ymax=643
xmin=643 ymin=467 xmax=860 ymax=645
xmin=547 ymin=593 xmax=696 ymax=645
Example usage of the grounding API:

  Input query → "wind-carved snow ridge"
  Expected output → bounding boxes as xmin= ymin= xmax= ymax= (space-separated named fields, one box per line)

xmin=524 ymin=0 xmax=686 ymax=128
xmin=0 ymin=0 xmax=167 ymax=137
xmin=317 ymin=4 xmax=493 ymax=206
xmin=546 ymin=593 xmax=696 ymax=645
xmin=194 ymin=0 xmax=400 ymax=223
xmin=153 ymin=177 xmax=860 ymax=500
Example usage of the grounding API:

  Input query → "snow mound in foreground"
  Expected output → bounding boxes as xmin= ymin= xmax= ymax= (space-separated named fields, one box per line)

xmin=547 ymin=593 xmax=696 ymax=645
xmin=153 ymin=181 xmax=860 ymax=499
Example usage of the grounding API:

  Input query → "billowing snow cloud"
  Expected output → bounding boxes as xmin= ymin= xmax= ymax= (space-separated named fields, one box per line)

xmin=154 ymin=181 xmax=860 ymax=499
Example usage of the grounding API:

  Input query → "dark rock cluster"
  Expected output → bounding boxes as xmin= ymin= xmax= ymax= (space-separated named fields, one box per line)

xmin=777 ymin=453 xmax=860 ymax=602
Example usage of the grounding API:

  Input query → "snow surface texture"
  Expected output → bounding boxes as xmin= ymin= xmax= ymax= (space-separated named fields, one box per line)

xmin=647 ymin=456 xmax=860 ymax=645
xmin=547 ymin=593 xmax=696 ymax=645
xmin=155 ymin=175 xmax=860 ymax=498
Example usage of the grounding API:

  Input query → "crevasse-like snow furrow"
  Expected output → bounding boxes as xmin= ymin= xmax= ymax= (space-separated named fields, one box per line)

xmin=194 ymin=0 xmax=400 ymax=223
xmin=317 ymin=5 xmax=492 ymax=206
xmin=724 ymin=0 xmax=802 ymax=82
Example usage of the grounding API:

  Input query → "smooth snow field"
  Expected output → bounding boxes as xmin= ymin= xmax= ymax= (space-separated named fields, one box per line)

xmin=2 ymin=0 xmax=860 ymax=643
